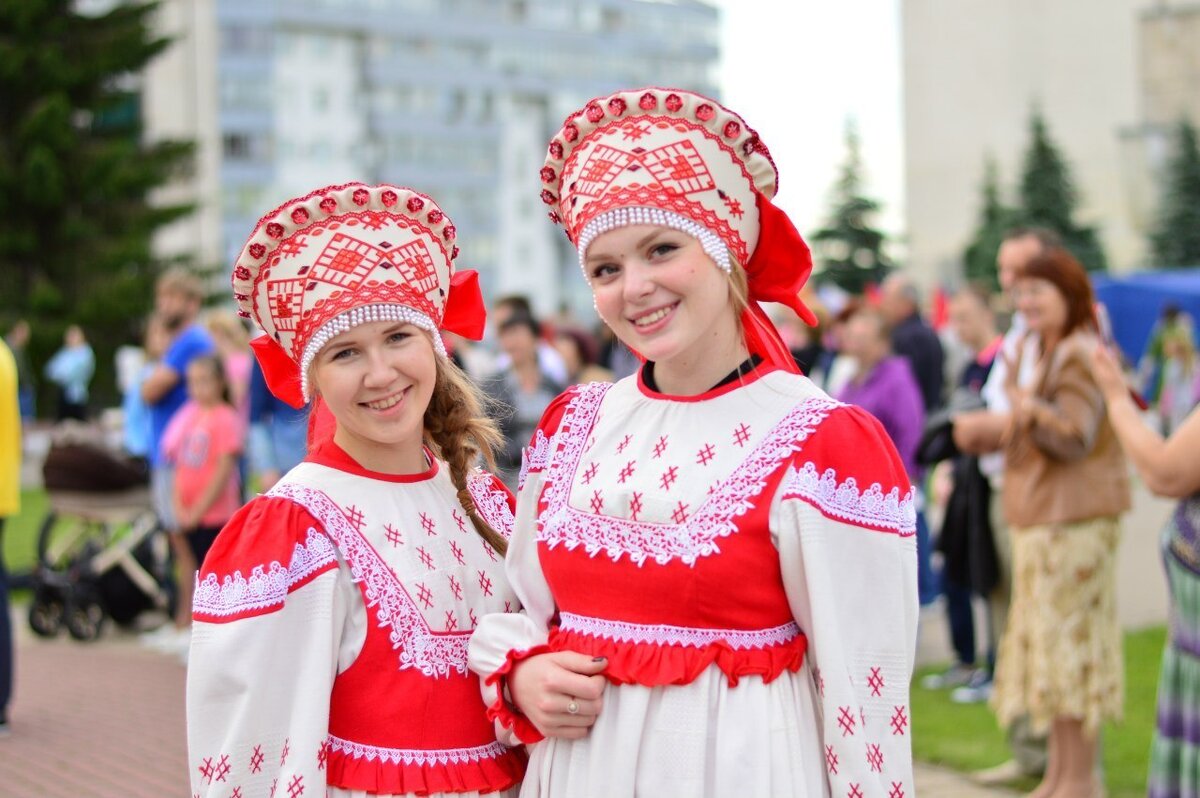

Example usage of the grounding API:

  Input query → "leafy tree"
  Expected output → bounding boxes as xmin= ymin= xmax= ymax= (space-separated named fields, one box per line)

xmin=1016 ymin=109 xmax=1107 ymax=271
xmin=962 ymin=157 xmax=1015 ymax=290
xmin=810 ymin=120 xmax=893 ymax=294
xmin=0 ymin=0 xmax=193 ymax=412
xmin=1149 ymin=118 xmax=1200 ymax=267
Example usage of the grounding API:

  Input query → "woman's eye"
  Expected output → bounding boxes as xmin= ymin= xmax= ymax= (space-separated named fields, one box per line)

xmin=590 ymin=263 xmax=618 ymax=280
xmin=649 ymin=242 xmax=679 ymax=258
xmin=388 ymin=331 xmax=411 ymax=344
xmin=330 ymin=347 xmax=356 ymax=361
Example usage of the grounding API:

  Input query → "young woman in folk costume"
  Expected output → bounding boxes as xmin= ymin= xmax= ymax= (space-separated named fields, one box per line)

xmin=187 ymin=183 xmax=525 ymax=797
xmin=468 ymin=89 xmax=920 ymax=797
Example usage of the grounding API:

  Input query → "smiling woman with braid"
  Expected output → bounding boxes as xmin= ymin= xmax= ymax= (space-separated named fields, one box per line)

xmin=186 ymin=183 xmax=525 ymax=797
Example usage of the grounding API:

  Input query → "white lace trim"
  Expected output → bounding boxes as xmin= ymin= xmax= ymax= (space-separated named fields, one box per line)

xmin=778 ymin=461 xmax=917 ymax=534
xmin=193 ymin=527 xmax=337 ymax=617
xmin=518 ymin=428 xmax=552 ymax=492
xmin=326 ymin=735 xmax=507 ymax=766
xmin=268 ymin=482 xmax=470 ymax=677
xmin=539 ymin=383 xmax=839 ymax=566
xmin=558 ymin=612 xmax=801 ymax=650
xmin=467 ymin=471 xmax=514 ymax=540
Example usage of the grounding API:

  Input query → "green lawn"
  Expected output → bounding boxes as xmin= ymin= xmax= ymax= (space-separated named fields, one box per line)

xmin=4 ymin=488 xmax=47 ymax=575
xmin=913 ymin=625 xmax=1165 ymax=798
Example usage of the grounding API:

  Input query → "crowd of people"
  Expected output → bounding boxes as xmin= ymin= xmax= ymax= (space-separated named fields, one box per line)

xmin=0 ymin=85 xmax=1196 ymax=798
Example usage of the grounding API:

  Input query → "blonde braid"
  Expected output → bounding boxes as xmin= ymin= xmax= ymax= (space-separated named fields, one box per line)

xmin=424 ymin=356 xmax=509 ymax=556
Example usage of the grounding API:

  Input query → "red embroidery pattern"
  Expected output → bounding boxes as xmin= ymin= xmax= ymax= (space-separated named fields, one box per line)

xmin=539 ymin=383 xmax=838 ymax=566
xmin=825 ymin=745 xmax=839 ymax=775
xmin=449 ymin=540 xmax=465 ymax=565
xmin=837 ymin=706 xmax=857 ymax=737
xmin=267 ymin=482 xmax=471 ymax=677
xmin=250 ymin=745 xmax=264 ymax=773
xmin=890 ymin=705 xmax=909 ymax=735
xmin=866 ymin=743 xmax=884 ymax=772
xmin=868 ymin=667 xmax=884 ymax=697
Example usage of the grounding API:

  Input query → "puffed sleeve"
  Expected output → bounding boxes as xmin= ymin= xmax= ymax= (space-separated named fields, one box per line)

xmin=468 ymin=386 xmax=584 ymax=745
xmin=187 ymin=495 xmax=361 ymax=796
xmin=770 ymin=405 xmax=919 ymax=798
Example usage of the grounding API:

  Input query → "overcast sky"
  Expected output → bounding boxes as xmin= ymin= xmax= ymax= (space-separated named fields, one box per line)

xmin=713 ymin=0 xmax=905 ymax=242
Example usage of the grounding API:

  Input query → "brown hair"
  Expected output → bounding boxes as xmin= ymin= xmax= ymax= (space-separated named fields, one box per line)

xmin=423 ymin=355 xmax=509 ymax=556
xmin=157 ymin=267 xmax=206 ymax=302
xmin=1017 ymin=247 xmax=1097 ymax=337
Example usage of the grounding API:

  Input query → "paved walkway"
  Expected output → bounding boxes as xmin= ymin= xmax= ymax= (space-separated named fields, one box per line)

xmin=0 ymin=617 xmax=1020 ymax=798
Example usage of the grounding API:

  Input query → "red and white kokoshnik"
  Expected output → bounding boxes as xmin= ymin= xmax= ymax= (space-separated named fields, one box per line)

xmin=230 ymin=182 xmax=485 ymax=406
xmin=540 ymin=87 xmax=776 ymax=270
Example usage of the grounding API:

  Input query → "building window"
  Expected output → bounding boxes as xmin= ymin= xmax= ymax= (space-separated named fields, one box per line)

xmin=223 ymin=133 xmax=253 ymax=160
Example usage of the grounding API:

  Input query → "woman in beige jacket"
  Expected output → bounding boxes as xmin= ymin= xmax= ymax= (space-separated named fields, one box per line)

xmin=990 ymin=246 xmax=1130 ymax=798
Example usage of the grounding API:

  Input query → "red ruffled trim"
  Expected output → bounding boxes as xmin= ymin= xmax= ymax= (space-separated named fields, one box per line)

xmin=483 ymin=645 xmax=552 ymax=744
xmin=326 ymin=744 xmax=525 ymax=795
xmin=547 ymin=626 xmax=807 ymax=688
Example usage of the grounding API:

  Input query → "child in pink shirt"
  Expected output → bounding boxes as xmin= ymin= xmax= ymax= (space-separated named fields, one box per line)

xmin=162 ymin=354 xmax=243 ymax=582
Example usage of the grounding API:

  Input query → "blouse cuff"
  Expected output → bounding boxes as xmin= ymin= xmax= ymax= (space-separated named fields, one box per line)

xmin=483 ymin=645 xmax=553 ymax=745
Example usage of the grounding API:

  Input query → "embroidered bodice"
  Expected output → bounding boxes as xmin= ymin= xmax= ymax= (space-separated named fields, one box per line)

xmin=522 ymin=369 xmax=915 ymax=687
xmin=189 ymin=443 xmax=524 ymax=796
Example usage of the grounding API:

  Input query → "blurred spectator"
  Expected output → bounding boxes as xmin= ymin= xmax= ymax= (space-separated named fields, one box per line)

xmin=247 ymin=354 xmax=308 ymax=491
xmin=160 ymin=354 xmax=243 ymax=662
xmin=990 ymin=247 xmax=1129 ymax=798
xmin=205 ymin=310 xmax=253 ymax=421
xmin=485 ymin=312 xmax=565 ymax=489
xmin=837 ymin=308 xmax=934 ymax=605
xmin=880 ymin=273 xmax=945 ymax=411
xmin=0 ymin=336 xmax=19 ymax=735
xmin=120 ymin=315 xmax=170 ymax=464
xmin=921 ymin=285 xmax=1004 ymax=701
xmin=811 ymin=300 xmax=860 ymax=397
xmin=553 ymin=325 xmax=613 ymax=385
xmin=139 ymin=268 xmax=215 ymax=650
xmin=44 ymin=324 xmax=94 ymax=421
xmin=1093 ymin=344 xmax=1200 ymax=798
xmin=491 ymin=294 xmax=569 ymax=385
xmin=773 ymin=304 xmax=826 ymax=376
xmin=596 ymin=323 xmax=640 ymax=380
xmin=5 ymin=321 xmax=34 ymax=422
xmin=1139 ymin=304 xmax=1197 ymax=435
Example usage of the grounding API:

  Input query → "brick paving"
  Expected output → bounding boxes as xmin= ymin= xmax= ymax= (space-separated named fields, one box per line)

xmin=0 ymin=615 xmax=1020 ymax=798
xmin=0 ymin=630 xmax=188 ymax=797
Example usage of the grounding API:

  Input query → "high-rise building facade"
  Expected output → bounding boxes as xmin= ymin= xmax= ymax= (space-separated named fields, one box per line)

xmin=145 ymin=0 xmax=719 ymax=315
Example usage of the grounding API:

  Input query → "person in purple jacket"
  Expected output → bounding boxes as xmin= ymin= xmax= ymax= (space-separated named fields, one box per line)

xmin=838 ymin=307 xmax=936 ymax=603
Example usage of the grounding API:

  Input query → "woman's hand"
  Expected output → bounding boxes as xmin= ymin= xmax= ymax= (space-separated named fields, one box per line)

xmin=508 ymin=651 xmax=608 ymax=739
xmin=1090 ymin=344 xmax=1129 ymax=404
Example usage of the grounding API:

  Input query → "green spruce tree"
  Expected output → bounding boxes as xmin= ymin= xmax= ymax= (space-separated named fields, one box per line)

xmin=962 ymin=157 xmax=1015 ymax=290
xmin=0 ymin=0 xmax=193 ymax=411
xmin=810 ymin=120 xmax=892 ymax=294
xmin=1149 ymin=118 xmax=1200 ymax=267
xmin=1017 ymin=109 xmax=1107 ymax=271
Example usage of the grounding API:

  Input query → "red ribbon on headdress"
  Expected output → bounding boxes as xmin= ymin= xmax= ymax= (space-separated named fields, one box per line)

xmin=250 ymin=334 xmax=306 ymax=409
xmin=740 ymin=192 xmax=819 ymax=374
xmin=442 ymin=269 xmax=486 ymax=341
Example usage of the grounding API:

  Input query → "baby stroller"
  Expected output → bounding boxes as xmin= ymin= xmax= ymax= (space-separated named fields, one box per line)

xmin=28 ymin=436 xmax=177 ymax=642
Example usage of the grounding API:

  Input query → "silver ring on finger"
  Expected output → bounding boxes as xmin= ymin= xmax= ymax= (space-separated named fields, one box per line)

xmin=567 ymin=697 xmax=580 ymax=715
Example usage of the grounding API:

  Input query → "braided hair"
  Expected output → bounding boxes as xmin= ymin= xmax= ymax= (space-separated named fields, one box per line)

xmin=423 ymin=355 xmax=508 ymax=556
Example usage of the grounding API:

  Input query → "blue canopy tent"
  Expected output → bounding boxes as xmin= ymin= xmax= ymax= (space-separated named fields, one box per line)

xmin=1091 ymin=268 xmax=1200 ymax=362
